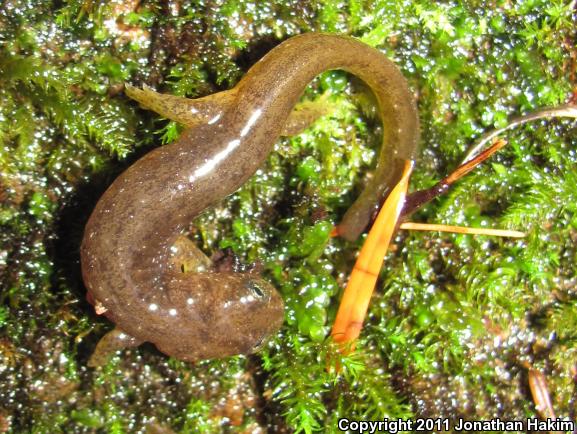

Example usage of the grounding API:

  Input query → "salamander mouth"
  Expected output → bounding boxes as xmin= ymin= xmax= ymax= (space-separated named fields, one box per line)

xmin=251 ymin=335 xmax=266 ymax=352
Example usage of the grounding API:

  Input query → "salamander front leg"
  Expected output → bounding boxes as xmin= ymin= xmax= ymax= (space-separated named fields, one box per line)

xmin=87 ymin=327 xmax=143 ymax=367
xmin=281 ymin=93 xmax=334 ymax=136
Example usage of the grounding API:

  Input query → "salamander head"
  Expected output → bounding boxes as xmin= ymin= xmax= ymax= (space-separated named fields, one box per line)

xmin=153 ymin=273 xmax=284 ymax=362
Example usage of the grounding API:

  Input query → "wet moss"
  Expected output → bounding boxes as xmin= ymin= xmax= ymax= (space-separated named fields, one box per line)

xmin=1 ymin=0 xmax=576 ymax=432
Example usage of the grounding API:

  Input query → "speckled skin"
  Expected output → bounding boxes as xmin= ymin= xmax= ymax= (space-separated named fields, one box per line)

xmin=81 ymin=33 xmax=420 ymax=363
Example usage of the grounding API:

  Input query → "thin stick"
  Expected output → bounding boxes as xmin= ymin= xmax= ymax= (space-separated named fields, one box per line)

xmin=461 ymin=104 xmax=577 ymax=164
xmin=331 ymin=160 xmax=413 ymax=348
xmin=399 ymin=222 xmax=525 ymax=238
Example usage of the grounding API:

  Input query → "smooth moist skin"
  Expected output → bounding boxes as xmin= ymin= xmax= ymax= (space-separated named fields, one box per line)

xmin=81 ymin=33 xmax=420 ymax=365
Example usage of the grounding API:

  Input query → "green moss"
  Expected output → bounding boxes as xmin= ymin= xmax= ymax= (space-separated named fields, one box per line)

xmin=1 ymin=0 xmax=576 ymax=432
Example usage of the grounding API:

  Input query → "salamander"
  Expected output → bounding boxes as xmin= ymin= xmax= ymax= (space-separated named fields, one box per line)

xmin=80 ymin=33 xmax=419 ymax=365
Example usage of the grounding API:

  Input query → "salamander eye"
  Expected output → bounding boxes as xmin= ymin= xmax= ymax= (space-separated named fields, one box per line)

xmin=246 ymin=280 xmax=265 ymax=298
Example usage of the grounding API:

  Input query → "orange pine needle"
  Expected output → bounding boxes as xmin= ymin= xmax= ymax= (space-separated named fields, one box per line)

xmin=399 ymin=222 xmax=525 ymax=238
xmin=528 ymin=369 xmax=557 ymax=420
xmin=445 ymin=138 xmax=507 ymax=185
xmin=329 ymin=226 xmax=340 ymax=238
xmin=331 ymin=160 xmax=413 ymax=350
xmin=402 ymin=139 xmax=508 ymax=218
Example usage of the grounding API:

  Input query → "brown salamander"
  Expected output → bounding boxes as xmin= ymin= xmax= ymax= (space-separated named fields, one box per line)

xmin=81 ymin=33 xmax=420 ymax=365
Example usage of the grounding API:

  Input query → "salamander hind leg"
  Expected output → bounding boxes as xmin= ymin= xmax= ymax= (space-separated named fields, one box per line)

xmin=171 ymin=235 xmax=213 ymax=273
xmin=87 ymin=327 xmax=143 ymax=367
